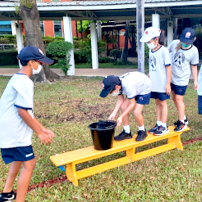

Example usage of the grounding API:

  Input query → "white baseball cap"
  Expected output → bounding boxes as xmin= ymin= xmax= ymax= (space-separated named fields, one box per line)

xmin=140 ymin=27 xmax=161 ymax=42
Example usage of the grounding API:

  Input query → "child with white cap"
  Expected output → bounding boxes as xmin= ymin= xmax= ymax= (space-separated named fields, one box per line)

xmin=167 ymin=27 xmax=199 ymax=132
xmin=140 ymin=27 xmax=172 ymax=135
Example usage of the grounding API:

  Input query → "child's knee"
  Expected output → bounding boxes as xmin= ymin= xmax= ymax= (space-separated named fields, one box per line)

xmin=133 ymin=109 xmax=141 ymax=117
xmin=23 ymin=159 xmax=36 ymax=171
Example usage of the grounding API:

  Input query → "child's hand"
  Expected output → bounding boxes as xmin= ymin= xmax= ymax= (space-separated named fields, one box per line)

xmin=165 ymin=84 xmax=171 ymax=95
xmin=117 ymin=116 xmax=123 ymax=127
xmin=38 ymin=130 xmax=55 ymax=145
xmin=108 ymin=113 xmax=116 ymax=120
xmin=194 ymin=81 xmax=198 ymax=90
xmin=43 ymin=128 xmax=55 ymax=139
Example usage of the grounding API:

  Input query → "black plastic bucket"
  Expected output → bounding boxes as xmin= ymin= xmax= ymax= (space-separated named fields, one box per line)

xmin=88 ymin=120 xmax=117 ymax=150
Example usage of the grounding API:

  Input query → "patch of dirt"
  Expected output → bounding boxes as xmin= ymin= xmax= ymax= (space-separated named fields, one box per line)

xmin=35 ymin=99 xmax=112 ymax=123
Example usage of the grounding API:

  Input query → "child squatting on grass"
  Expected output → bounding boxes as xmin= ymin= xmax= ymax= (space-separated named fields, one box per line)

xmin=167 ymin=27 xmax=199 ymax=132
xmin=140 ymin=27 xmax=172 ymax=135
xmin=100 ymin=72 xmax=152 ymax=142
xmin=0 ymin=46 xmax=55 ymax=202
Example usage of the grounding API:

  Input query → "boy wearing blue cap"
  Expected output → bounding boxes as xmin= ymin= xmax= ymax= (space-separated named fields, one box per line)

xmin=100 ymin=72 xmax=152 ymax=141
xmin=0 ymin=46 xmax=55 ymax=202
xmin=168 ymin=28 xmax=199 ymax=132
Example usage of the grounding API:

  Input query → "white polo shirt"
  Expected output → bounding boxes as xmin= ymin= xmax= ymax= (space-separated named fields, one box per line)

xmin=119 ymin=72 xmax=152 ymax=99
xmin=0 ymin=73 xmax=34 ymax=148
xmin=149 ymin=46 xmax=171 ymax=92
xmin=167 ymin=40 xmax=199 ymax=86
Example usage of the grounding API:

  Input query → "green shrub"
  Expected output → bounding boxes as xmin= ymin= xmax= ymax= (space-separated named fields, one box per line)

xmin=74 ymin=49 xmax=87 ymax=63
xmin=109 ymin=49 xmax=122 ymax=61
xmin=46 ymin=40 xmax=73 ymax=76
xmin=75 ymin=38 xmax=106 ymax=63
xmin=99 ymin=57 xmax=112 ymax=63
xmin=0 ymin=50 xmax=18 ymax=66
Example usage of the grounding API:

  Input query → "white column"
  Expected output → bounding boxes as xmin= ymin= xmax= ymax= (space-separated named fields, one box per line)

xmin=97 ymin=20 xmax=102 ymax=40
xmin=167 ymin=20 xmax=173 ymax=46
xmin=152 ymin=14 xmax=160 ymax=28
xmin=16 ymin=23 xmax=24 ymax=69
xmin=63 ymin=16 xmax=75 ymax=75
xmin=11 ymin=21 xmax=17 ymax=35
xmin=90 ymin=22 xmax=99 ymax=69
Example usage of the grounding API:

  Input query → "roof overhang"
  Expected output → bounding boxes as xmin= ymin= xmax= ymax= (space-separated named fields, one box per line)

xmin=0 ymin=1 xmax=202 ymax=21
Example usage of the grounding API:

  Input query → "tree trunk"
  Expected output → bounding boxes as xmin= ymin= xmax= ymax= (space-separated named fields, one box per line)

xmin=19 ymin=0 xmax=60 ymax=82
xmin=121 ymin=20 xmax=129 ymax=62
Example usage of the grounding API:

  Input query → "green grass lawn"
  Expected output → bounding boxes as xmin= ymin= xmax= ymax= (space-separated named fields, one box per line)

xmin=0 ymin=76 xmax=202 ymax=201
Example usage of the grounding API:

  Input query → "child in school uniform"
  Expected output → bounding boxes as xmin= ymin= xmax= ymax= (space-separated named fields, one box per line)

xmin=167 ymin=27 xmax=199 ymax=132
xmin=140 ymin=27 xmax=172 ymax=135
xmin=0 ymin=46 xmax=55 ymax=202
xmin=100 ymin=72 xmax=152 ymax=142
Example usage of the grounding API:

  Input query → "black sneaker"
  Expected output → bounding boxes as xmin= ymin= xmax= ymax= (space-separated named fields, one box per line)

xmin=148 ymin=124 xmax=158 ymax=134
xmin=114 ymin=130 xmax=132 ymax=141
xmin=0 ymin=191 xmax=16 ymax=202
xmin=174 ymin=118 xmax=188 ymax=126
xmin=174 ymin=121 xmax=187 ymax=132
xmin=154 ymin=125 xmax=169 ymax=136
xmin=136 ymin=130 xmax=147 ymax=141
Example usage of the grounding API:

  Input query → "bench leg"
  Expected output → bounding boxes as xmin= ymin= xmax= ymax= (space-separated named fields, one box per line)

xmin=66 ymin=163 xmax=79 ymax=186
xmin=167 ymin=134 xmax=183 ymax=151
xmin=126 ymin=148 xmax=135 ymax=161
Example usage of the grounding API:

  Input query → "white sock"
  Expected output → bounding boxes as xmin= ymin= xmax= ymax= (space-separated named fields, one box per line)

xmin=180 ymin=120 xmax=184 ymax=123
xmin=184 ymin=115 xmax=186 ymax=120
xmin=138 ymin=125 xmax=145 ymax=131
xmin=157 ymin=121 xmax=162 ymax=126
xmin=161 ymin=122 xmax=167 ymax=128
xmin=123 ymin=125 xmax=130 ymax=133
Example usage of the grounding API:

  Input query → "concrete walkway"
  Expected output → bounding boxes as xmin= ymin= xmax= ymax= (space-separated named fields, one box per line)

xmin=0 ymin=68 xmax=137 ymax=77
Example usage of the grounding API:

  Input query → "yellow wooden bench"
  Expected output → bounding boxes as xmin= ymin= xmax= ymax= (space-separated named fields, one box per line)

xmin=50 ymin=126 xmax=190 ymax=186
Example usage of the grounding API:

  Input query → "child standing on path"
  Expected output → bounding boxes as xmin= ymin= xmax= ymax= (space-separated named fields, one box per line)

xmin=0 ymin=46 xmax=55 ymax=202
xmin=100 ymin=72 xmax=152 ymax=142
xmin=140 ymin=27 xmax=172 ymax=135
xmin=167 ymin=28 xmax=199 ymax=132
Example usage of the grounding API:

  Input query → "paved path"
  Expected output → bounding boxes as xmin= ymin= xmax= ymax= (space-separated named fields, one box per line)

xmin=0 ymin=68 xmax=137 ymax=77
xmin=0 ymin=68 xmax=194 ymax=80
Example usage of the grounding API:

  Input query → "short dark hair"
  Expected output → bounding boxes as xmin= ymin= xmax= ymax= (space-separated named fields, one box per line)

xmin=20 ymin=60 xmax=29 ymax=66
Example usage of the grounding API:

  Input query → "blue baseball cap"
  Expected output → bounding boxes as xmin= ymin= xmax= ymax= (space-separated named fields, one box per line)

xmin=17 ymin=46 xmax=54 ymax=64
xmin=100 ymin=75 xmax=121 ymax=98
xmin=180 ymin=28 xmax=195 ymax=44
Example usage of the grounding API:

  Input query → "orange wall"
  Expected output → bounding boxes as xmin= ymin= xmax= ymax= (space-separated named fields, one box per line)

xmin=44 ymin=21 xmax=54 ymax=36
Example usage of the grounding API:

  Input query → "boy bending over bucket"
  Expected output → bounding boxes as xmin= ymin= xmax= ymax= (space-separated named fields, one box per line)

xmin=0 ymin=46 xmax=55 ymax=202
xmin=100 ymin=72 xmax=152 ymax=141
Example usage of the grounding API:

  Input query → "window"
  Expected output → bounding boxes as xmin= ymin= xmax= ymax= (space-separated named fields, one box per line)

xmin=40 ymin=21 xmax=44 ymax=36
xmin=54 ymin=21 xmax=62 ymax=37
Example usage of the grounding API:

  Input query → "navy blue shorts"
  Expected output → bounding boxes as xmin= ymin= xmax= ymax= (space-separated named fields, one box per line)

xmin=198 ymin=96 xmax=202 ymax=115
xmin=171 ymin=83 xmax=187 ymax=96
xmin=151 ymin=92 xmax=170 ymax=101
xmin=134 ymin=92 xmax=151 ymax=105
xmin=1 ymin=145 xmax=35 ymax=164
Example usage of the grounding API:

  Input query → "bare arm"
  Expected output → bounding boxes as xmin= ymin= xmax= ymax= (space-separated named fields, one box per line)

xmin=108 ymin=94 xmax=125 ymax=120
xmin=191 ymin=65 xmax=198 ymax=90
xmin=165 ymin=65 xmax=172 ymax=95
xmin=18 ymin=108 xmax=54 ymax=144
xmin=117 ymin=98 xmax=135 ymax=126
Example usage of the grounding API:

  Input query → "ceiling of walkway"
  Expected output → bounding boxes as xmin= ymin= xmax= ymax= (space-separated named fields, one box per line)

xmin=0 ymin=0 xmax=202 ymax=21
